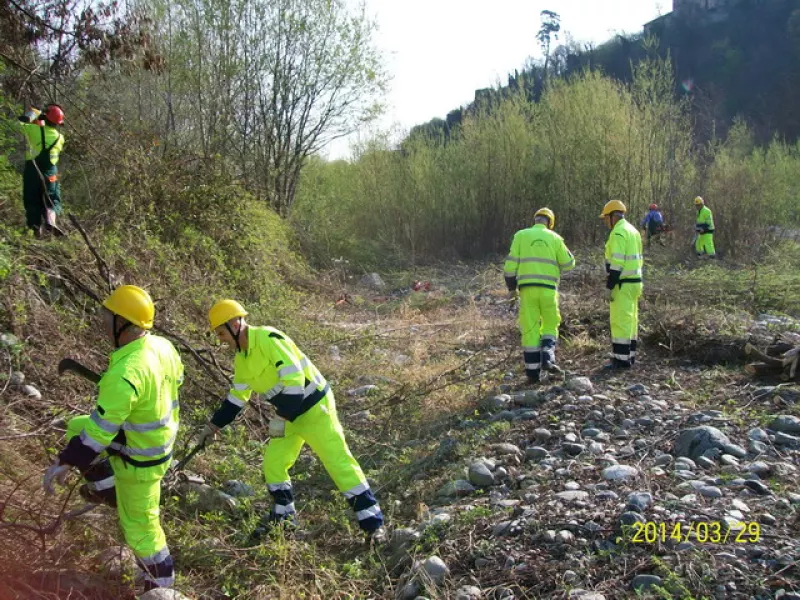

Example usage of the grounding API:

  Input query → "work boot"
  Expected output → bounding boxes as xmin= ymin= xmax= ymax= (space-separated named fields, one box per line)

xmin=526 ymin=373 xmax=540 ymax=385
xmin=142 ymin=580 xmax=165 ymax=593
xmin=543 ymin=362 xmax=564 ymax=376
xmin=367 ymin=526 xmax=388 ymax=547
xmin=601 ymin=359 xmax=631 ymax=372
xmin=248 ymin=512 xmax=297 ymax=545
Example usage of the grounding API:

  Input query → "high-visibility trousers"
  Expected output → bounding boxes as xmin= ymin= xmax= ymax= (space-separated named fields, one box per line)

xmin=518 ymin=286 xmax=561 ymax=380
xmin=610 ymin=281 xmax=643 ymax=366
xmin=695 ymin=232 xmax=716 ymax=256
xmin=66 ymin=416 xmax=174 ymax=588
xmin=262 ymin=390 xmax=383 ymax=532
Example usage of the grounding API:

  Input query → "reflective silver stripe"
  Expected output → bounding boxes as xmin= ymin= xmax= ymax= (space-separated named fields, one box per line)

xmin=139 ymin=546 xmax=170 ymax=566
xmin=123 ymin=415 xmax=171 ymax=433
xmin=519 ymin=257 xmax=558 ymax=266
xmin=122 ymin=401 xmax=179 ymax=432
xmin=525 ymin=363 xmax=541 ymax=370
xmin=611 ymin=253 xmax=642 ymax=260
xmin=264 ymin=383 xmax=284 ymax=400
xmin=80 ymin=430 xmax=107 ymax=453
xmin=612 ymin=353 xmax=630 ymax=361
xmin=560 ymin=259 xmax=576 ymax=268
xmin=612 ymin=338 xmax=631 ymax=344
xmin=522 ymin=346 xmax=541 ymax=352
xmin=277 ymin=363 xmax=303 ymax=378
xmin=281 ymin=385 xmax=304 ymax=396
xmin=505 ymin=255 xmax=520 ymax=263
xmin=268 ymin=482 xmax=292 ymax=492
xmin=302 ymin=372 xmax=326 ymax=396
xmin=356 ymin=505 xmax=382 ymax=521
xmin=90 ymin=411 xmax=120 ymax=435
xmin=226 ymin=392 xmax=246 ymax=407
xmin=112 ymin=432 xmax=176 ymax=458
xmin=273 ymin=502 xmax=296 ymax=515
xmin=518 ymin=274 xmax=559 ymax=282
xmin=233 ymin=383 xmax=249 ymax=391
xmin=88 ymin=475 xmax=115 ymax=491
xmin=342 ymin=482 xmax=370 ymax=499
xmin=503 ymin=271 xmax=517 ymax=278
xmin=621 ymin=270 xmax=642 ymax=277
xmin=609 ymin=264 xmax=622 ymax=271
xmin=278 ymin=357 xmax=312 ymax=379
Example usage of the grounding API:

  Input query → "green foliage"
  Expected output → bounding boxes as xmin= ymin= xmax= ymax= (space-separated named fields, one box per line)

xmin=293 ymin=60 xmax=698 ymax=266
xmin=704 ymin=121 xmax=800 ymax=257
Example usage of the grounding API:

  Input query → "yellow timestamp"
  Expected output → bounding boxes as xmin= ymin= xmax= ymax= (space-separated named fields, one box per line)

xmin=628 ymin=521 xmax=761 ymax=544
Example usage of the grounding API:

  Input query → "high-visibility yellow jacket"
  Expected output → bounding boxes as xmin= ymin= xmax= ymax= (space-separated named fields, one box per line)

xmin=59 ymin=334 xmax=184 ymax=471
xmin=211 ymin=326 xmax=329 ymax=426
xmin=604 ymin=218 xmax=643 ymax=289
xmin=503 ymin=223 xmax=576 ymax=291
xmin=20 ymin=122 xmax=64 ymax=165
xmin=696 ymin=206 xmax=715 ymax=233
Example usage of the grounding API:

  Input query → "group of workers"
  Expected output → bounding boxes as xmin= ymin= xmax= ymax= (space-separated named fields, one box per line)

xmin=42 ymin=286 xmax=386 ymax=591
xmin=639 ymin=199 xmax=716 ymax=258
xmin=21 ymin=100 xmax=721 ymax=593
xmin=504 ymin=197 xmax=716 ymax=382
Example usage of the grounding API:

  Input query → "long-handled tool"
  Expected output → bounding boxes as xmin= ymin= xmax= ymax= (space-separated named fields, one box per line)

xmin=58 ymin=357 xmax=101 ymax=383
xmin=57 ymin=357 xmax=206 ymax=473
xmin=171 ymin=438 xmax=207 ymax=472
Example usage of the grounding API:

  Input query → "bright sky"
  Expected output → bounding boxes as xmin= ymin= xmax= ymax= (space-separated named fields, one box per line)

xmin=324 ymin=0 xmax=667 ymax=160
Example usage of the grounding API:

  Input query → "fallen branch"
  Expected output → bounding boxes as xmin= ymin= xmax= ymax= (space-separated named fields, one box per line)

xmin=744 ymin=341 xmax=800 ymax=381
xmin=744 ymin=343 xmax=783 ymax=368
xmin=67 ymin=214 xmax=112 ymax=294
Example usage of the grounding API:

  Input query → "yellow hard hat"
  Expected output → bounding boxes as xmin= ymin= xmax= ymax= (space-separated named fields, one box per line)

xmin=694 ymin=196 xmax=704 ymax=205
xmin=534 ymin=207 xmax=556 ymax=230
xmin=600 ymin=199 xmax=627 ymax=218
xmin=209 ymin=299 xmax=248 ymax=331
xmin=102 ymin=285 xmax=155 ymax=330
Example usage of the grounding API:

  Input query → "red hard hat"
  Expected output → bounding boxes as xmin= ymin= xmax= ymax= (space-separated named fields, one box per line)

xmin=44 ymin=104 xmax=64 ymax=125
xmin=649 ymin=203 xmax=658 ymax=210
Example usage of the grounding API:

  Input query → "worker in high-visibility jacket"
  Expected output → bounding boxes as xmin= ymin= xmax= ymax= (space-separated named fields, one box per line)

xmin=503 ymin=208 xmax=576 ymax=383
xmin=694 ymin=196 xmax=716 ymax=258
xmin=43 ymin=285 xmax=184 ymax=591
xmin=600 ymin=200 xmax=644 ymax=370
xmin=200 ymin=300 xmax=386 ymax=544
xmin=17 ymin=104 xmax=66 ymax=235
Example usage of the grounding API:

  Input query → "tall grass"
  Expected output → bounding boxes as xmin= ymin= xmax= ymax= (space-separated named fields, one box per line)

xmin=293 ymin=57 xmax=800 ymax=268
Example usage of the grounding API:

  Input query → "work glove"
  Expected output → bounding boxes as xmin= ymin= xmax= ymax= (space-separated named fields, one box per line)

xmin=198 ymin=422 xmax=220 ymax=446
xmin=43 ymin=460 xmax=71 ymax=495
xmin=269 ymin=417 xmax=286 ymax=438
xmin=19 ymin=106 xmax=41 ymax=123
